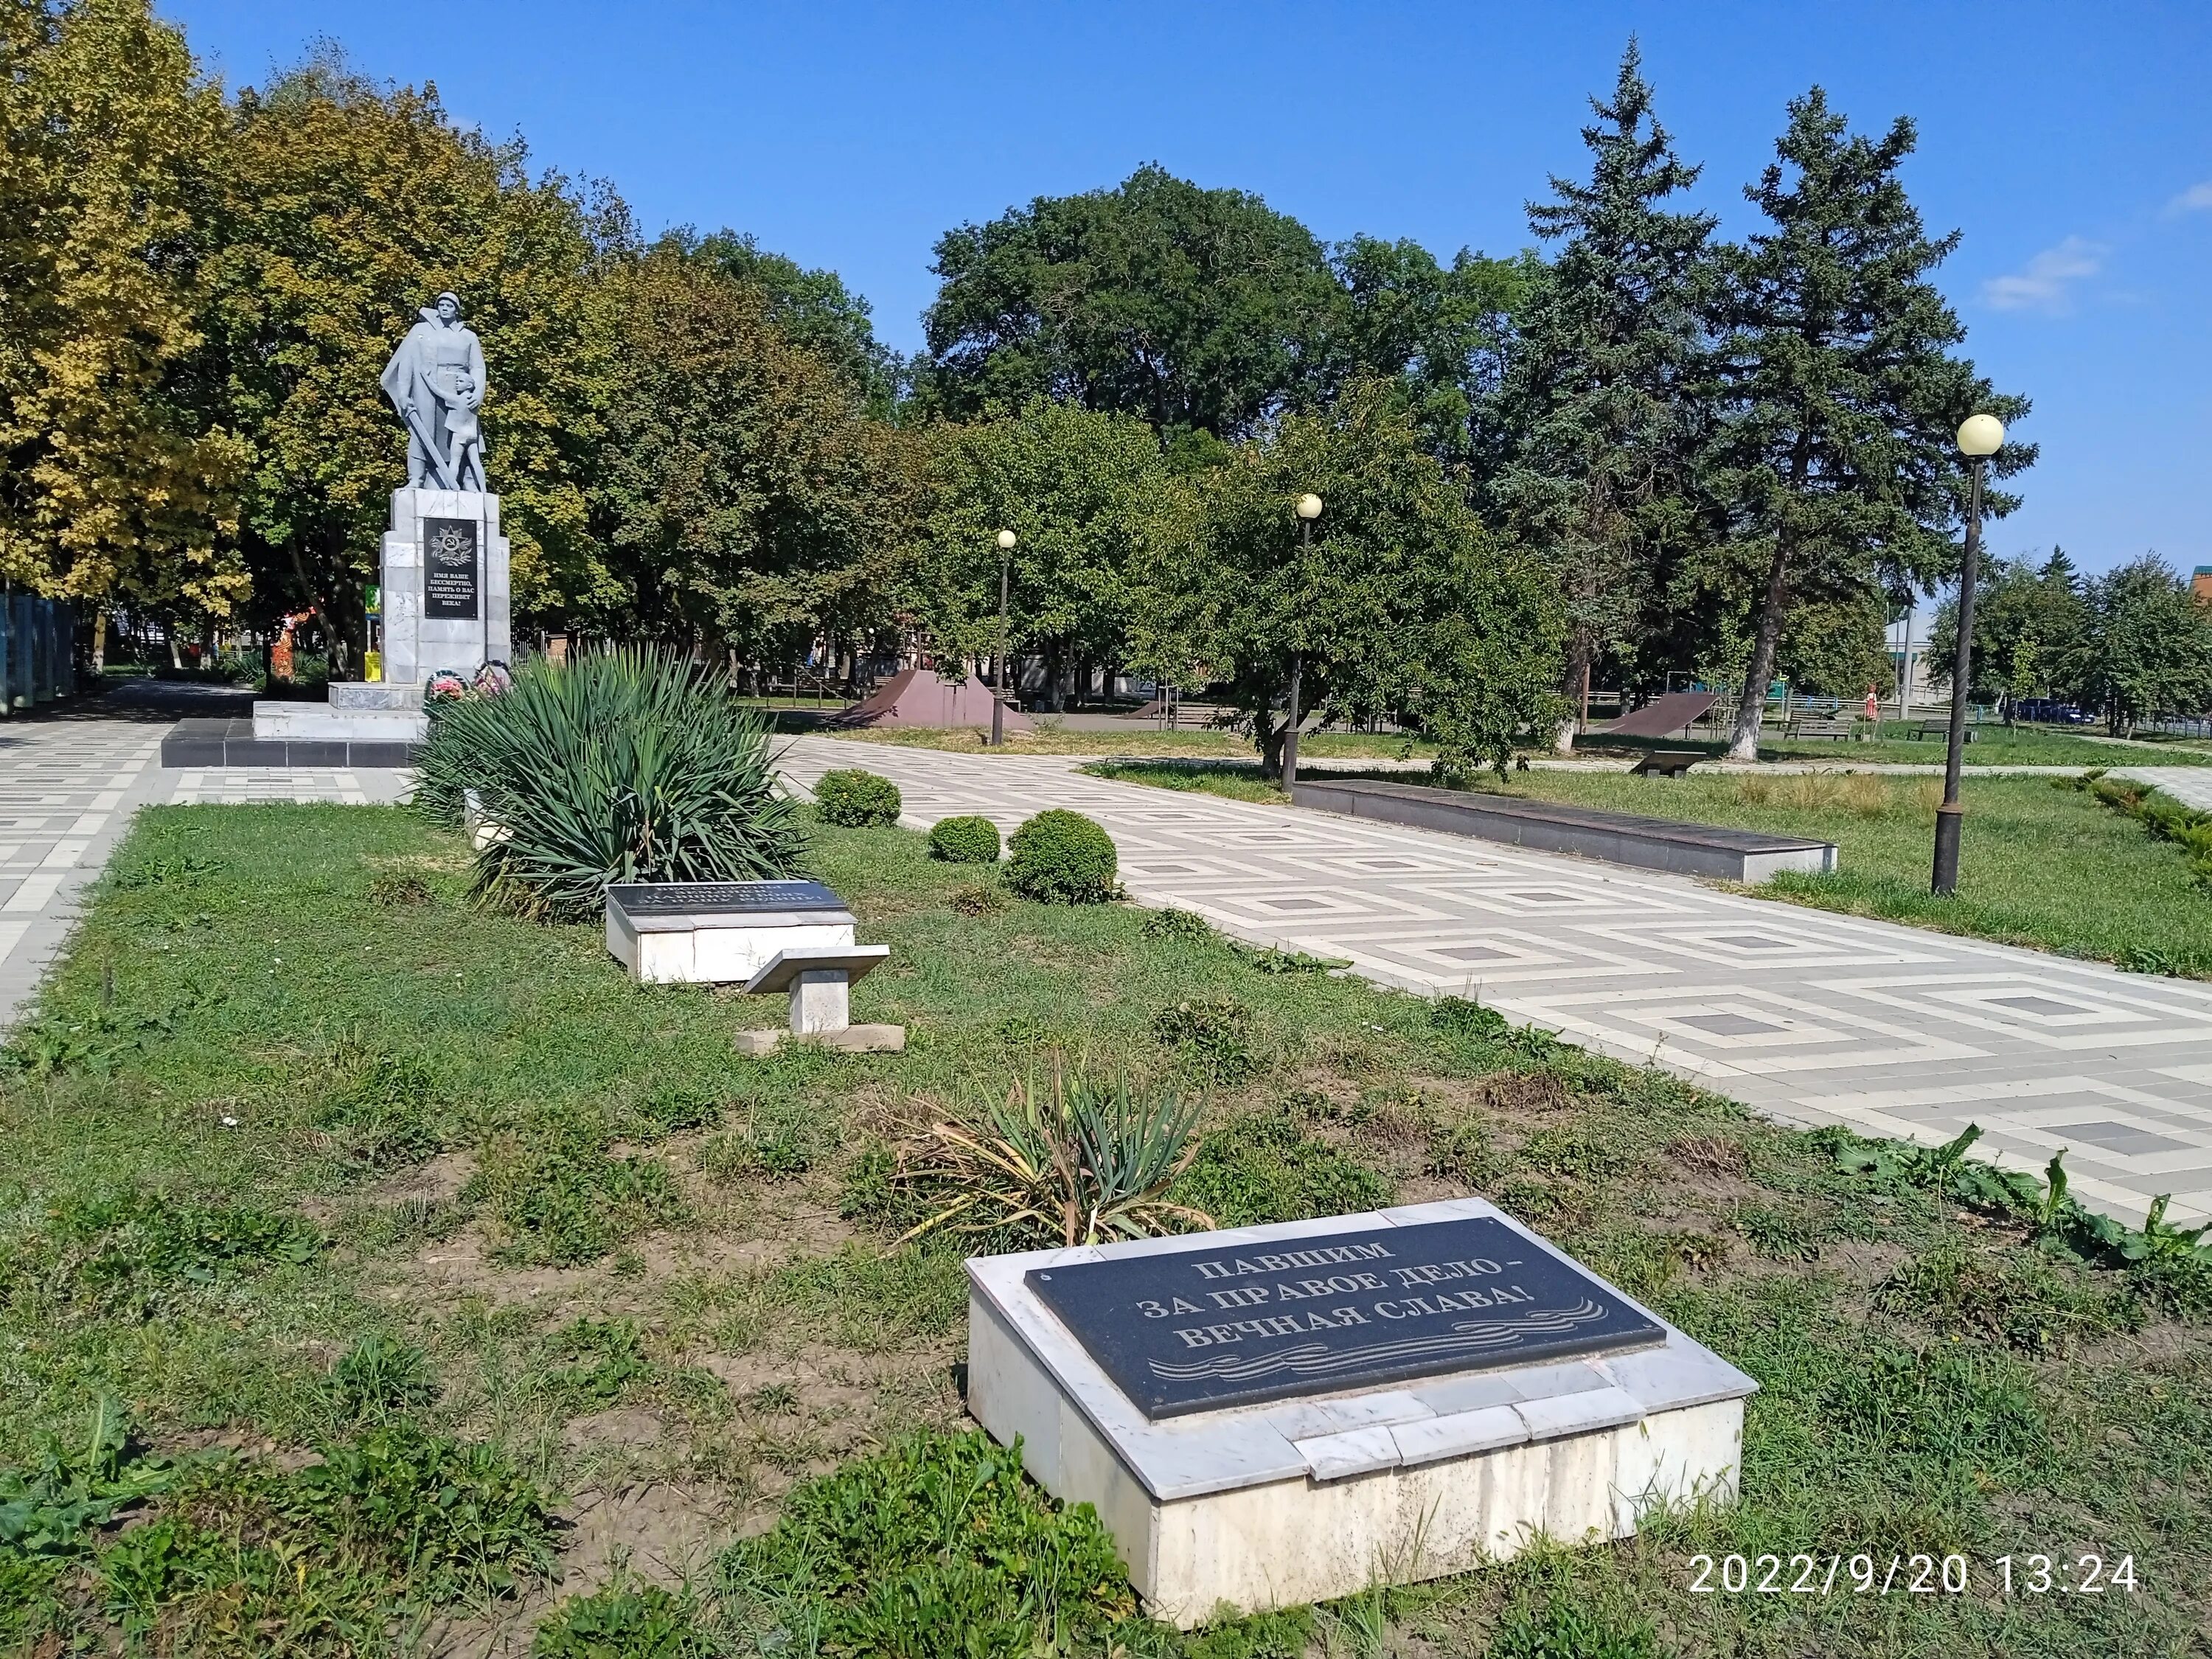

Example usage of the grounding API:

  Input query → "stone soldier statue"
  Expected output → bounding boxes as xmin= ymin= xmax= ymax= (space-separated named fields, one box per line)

xmin=380 ymin=291 xmax=487 ymax=490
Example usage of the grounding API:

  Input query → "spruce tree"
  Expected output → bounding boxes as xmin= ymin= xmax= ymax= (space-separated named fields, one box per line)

xmin=1713 ymin=88 xmax=2031 ymax=759
xmin=1486 ymin=41 xmax=1717 ymax=751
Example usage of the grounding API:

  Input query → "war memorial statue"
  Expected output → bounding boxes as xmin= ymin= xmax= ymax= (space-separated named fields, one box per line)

xmin=380 ymin=291 xmax=489 ymax=492
xmin=247 ymin=291 xmax=511 ymax=757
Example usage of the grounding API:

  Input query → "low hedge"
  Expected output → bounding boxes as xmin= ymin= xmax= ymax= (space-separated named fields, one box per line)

xmin=1005 ymin=810 xmax=1117 ymax=904
xmin=928 ymin=815 xmax=1001 ymax=863
xmin=813 ymin=769 xmax=902 ymax=827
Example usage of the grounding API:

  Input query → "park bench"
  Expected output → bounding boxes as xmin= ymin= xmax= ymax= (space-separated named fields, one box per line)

xmin=1786 ymin=715 xmax=1861 ymax=742
xmin=1906 ymin=719 xmax=1976 ymax=743
xmin=1630 ymin=749 xmax=1704 ymax=778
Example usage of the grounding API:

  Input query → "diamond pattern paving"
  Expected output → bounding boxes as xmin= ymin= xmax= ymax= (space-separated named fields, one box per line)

xmin=0 ymin=721 xmax=167 ymax=1026
xmin=781 ymin=737 xmax=2212 ymax=1226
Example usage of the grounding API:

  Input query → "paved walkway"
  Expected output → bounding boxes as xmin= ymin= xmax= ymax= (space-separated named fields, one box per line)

xmin=2124 ymin=767 xmax=2212 ymax=812
xmin=781 ymin=737 xmax=2212 ymax=1228
xmin=0 ymin=720 xmax=170 ymax=1026
xmin=1 ymin=710 xmax=2203 ymax=1227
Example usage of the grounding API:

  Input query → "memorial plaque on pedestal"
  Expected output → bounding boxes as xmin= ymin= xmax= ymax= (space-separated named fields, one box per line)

xmin=607 ymin=879 xmax=845 ymax=915
xmin=423 ymin=518 xmax=480 ymax=620
xmin=1026 ymin=1215 xmax=1664 ymax=1419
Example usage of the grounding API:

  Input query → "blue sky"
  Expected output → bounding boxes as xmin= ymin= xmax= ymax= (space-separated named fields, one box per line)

xmin=162 ymin=0 xmax=2212 ymax=577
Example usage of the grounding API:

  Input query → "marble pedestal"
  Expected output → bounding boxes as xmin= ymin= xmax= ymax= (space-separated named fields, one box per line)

xmin=966 ymin=1199 xmax=1756 ymax=1628
xmin=380 ymin=487 xmax=511 ymax=686
xmin=249 ymin=488 xmax=509 ymax=751
xmin=604 ymin=880 xmax=857 ymax=986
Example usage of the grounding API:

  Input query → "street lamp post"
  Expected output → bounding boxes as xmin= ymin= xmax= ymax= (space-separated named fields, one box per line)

xmin=1282 ymin=493 xmax=1323 ymax=792
xmin=1932 ymin=414 xmax=2004 ymax=896
xmin=992 ymin=529 xmax=1016 ymax=748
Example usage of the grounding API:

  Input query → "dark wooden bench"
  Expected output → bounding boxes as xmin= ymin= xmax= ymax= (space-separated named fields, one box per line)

xmin=1630 ymin=749 xmax=1704 ymax=778
xmin=1787 ymin=716 xmax=1861 ymax=742
xmin=1907 ymin=719 xmax=1976 ymax=743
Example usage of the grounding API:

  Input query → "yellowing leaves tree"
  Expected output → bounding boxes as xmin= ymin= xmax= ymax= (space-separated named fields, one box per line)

xmin=0 ymin=0 xmax=245 ymax=622
xmin=206 ymin=50 xmax=616 ymax=658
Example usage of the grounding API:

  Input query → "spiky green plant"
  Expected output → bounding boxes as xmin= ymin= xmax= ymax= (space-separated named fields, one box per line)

xmin=892 ymin=1065 xmax=1212 ymax=1248
xmin=413 ymin=647 xmax=806 ymax=920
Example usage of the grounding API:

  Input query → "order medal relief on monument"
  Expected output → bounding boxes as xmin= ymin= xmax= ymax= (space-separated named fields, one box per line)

xmin=423 ymin=518 xmax=481 ymax=619
xmin=1026 ymin=1216 xmax=1666 ymax=1419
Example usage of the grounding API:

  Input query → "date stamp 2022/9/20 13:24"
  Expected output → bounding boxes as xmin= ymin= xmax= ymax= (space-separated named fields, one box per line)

xmin=1688 ymin=1552 xmax=2140 ymax=1596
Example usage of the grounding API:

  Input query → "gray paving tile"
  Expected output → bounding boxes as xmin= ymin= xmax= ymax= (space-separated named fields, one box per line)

xmin=782 ymin=737 xmax=2212 ymax=1226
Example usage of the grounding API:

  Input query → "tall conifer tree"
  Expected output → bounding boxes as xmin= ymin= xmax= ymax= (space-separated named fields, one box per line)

xmin=1487 ymin=42 xmax=1716 ymax=751
xmin=1713 ymin=88 xmax=2031 ymax=759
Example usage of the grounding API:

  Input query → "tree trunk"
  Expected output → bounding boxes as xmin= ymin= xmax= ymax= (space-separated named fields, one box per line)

xmin=1046 ymin=638 xmax=1066 ymax=713
xmin=1253 ymin=698 xmax=1285 ymax=776
xmin=1728 ymin=539 xmax=1792 ymax=761
xmin=1553 ymin=629 xmax=1590 ymax=754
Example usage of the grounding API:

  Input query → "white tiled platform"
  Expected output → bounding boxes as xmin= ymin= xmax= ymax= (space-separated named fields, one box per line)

xmin=781 ymin=738 xmax=2212 ymax=1228
xmin=0 ymin=722 xmax=167 ymax=1026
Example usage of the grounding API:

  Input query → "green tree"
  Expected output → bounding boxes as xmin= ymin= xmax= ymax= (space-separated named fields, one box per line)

xmin=1776 ymin=593 xmax=1891 ymax=699
xmin=1484 ymin=44 xmax=1718 ymax=752
xmin=1328 ymin=234 xmax=1539 ymax=462
xmin=1925 ymin=548 xmax=2089 ymax=713
xmin=921 ymin=164 xmax=1343 ymax=440
xmin=205 ymin=50 xmax=615 ymax=655
xmin=1141 ymin=382 xmax=1562 ymax=774
xmin=1711 ymin=87 xmax=2032 ymax=759
xmin=915 ymin=400 xmax=1166 ymax=709
xmin=2074 ymin=556 xmax=2212 ymax=734
xmin=0 ymin=0 xmax=245 ymax=622
xmin=692 ymin=230 xmax=903 ymax=417
xmin=591 ymin=245 xmax=916 ymax=671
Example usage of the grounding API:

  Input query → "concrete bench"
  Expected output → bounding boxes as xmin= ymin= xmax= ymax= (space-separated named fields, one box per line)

xmin=734 ymin=945 xmax=903 ymax=1054
xmin=1292 ymin=778 xmax=1837 ymax=882
xmin=1629 ymin=749 xmax=1703 ymax=778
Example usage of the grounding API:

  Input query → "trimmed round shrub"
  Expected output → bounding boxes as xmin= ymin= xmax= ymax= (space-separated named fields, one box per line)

xmin=813 ymin=768 xmax=902 ymax=827
xmin=928 ymin=815 xmax=1001 ymax=863
xmin=1005 ymin=810 xmax=1117 ymax=904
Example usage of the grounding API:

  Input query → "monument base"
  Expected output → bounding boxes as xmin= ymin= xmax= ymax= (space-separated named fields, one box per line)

xmin=965 ymin=1199 xmax=1755 ymax=1628
xmin=252 ymin=682 xmax=429 ymax=745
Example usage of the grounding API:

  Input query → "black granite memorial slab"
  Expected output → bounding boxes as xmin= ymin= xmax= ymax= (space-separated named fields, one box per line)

xmin=424 ymin=518 xmax=480 ymax=620
xmin=607 ymin=879 xmax=845 ymax=915
xmin=1026 ymin=1216 xmax=1663 ymax=1419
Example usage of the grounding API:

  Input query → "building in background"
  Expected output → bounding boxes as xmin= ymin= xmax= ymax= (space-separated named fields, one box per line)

xmin=1884 ymin=604 xmax=1939 ymax=715
xmin=2194 ymin=566 xmax=2211 ymax=603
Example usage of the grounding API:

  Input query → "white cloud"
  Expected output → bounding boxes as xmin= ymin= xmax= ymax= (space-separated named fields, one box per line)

xmin=2166 ymin=180 xmax=2212 ymax=214
xmin=1980 ymin=236 xmax=2107 ymax=314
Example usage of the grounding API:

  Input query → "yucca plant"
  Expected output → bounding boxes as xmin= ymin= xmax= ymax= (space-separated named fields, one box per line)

xmin=413 ymin=647 xmax=807 ymax=921
xmin=893 ymin=1065 xmax=1214 ymax=1248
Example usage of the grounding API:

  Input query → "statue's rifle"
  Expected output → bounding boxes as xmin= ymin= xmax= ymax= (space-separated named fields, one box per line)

xmin=400 ymin=396 xmax=460 ymax=491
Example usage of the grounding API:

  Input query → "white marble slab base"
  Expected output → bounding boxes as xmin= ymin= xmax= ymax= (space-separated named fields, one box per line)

xmin=966 ymin=1198 xmax=1756 ymax=1627
xmin=604 ymin=907 xmax=858 ymax=985
xmin=250 ymin=703 xmax=429 ymax=742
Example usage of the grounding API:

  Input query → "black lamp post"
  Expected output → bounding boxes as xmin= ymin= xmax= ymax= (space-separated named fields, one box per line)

xmin=1282 ymin=492 xmax=1323 ymax=792
xmin=991 ymin=528 xmax=1015 ymax=748
xmin=1932 ymin=414 xmax=2005 ymax=896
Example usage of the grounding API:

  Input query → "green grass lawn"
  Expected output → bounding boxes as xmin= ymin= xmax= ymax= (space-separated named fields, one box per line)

xmin=1092 ymin=761 xmax=2212 ymax=979
xmin=1583 ymin=722 xmax=2212 ymax=768
xmin=819 ymin=717 xmax=2212 ymax=767
xmin=1 ymin=804 xmax=2207 ymax=1653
